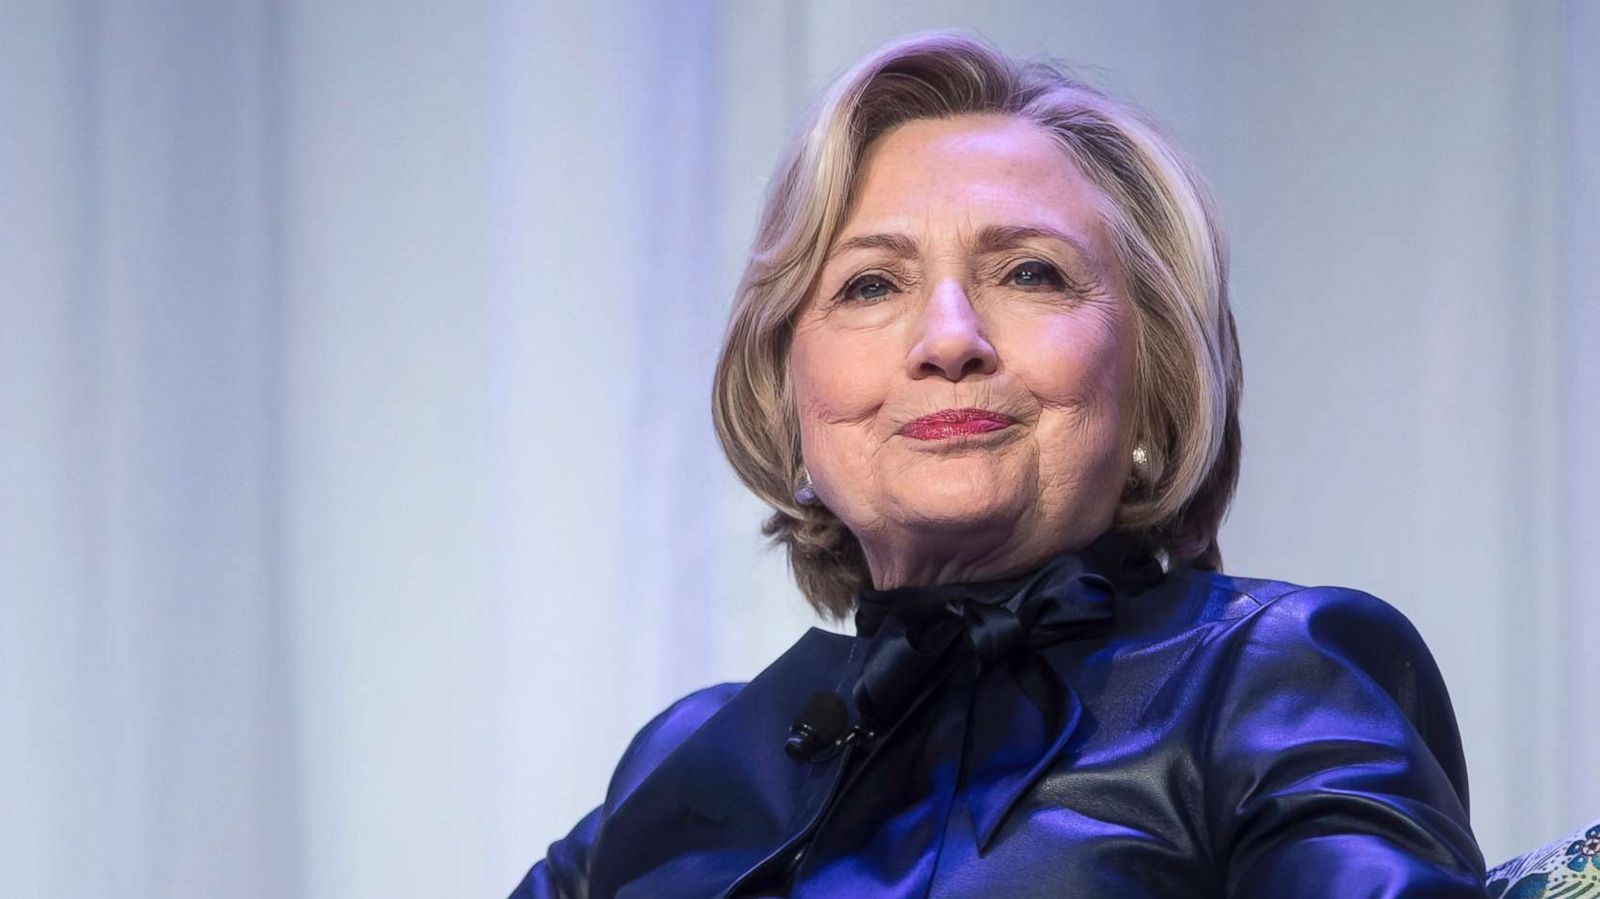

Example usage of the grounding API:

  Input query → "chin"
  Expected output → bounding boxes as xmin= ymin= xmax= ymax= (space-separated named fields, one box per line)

xmin=887 ymin=471 xmax=1023 ymax=531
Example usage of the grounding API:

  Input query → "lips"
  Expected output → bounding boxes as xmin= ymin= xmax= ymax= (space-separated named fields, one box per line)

xmin=898 ymin=408 xmax=1017 ymax=441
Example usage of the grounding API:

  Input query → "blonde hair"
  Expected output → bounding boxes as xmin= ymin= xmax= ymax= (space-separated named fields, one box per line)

xmin=711 ymin=30 xmax=1242 ymax=620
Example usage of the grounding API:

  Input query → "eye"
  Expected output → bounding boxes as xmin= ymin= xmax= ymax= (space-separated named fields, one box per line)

xmin=839 ymin=273 xmax=897 ymax=304
xmin=1007 ymin=260 xmax=1067 ymax=289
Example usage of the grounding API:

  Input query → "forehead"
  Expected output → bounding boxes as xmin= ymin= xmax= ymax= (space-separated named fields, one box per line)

xmin=844 ymin=113 xmax=1105 ymax=239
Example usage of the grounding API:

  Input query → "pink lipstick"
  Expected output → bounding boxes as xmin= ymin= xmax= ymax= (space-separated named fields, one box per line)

xmin=898 ymin=408 xmax=1017 ymax=441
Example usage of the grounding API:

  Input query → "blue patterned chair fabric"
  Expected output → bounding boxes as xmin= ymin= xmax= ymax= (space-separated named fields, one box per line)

xmin=1487 ymin=815 xmax=1600 ymax=898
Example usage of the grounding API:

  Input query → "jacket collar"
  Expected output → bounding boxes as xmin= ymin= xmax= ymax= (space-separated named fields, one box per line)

xmin=586 ymin=627 xmax=869 ymax=898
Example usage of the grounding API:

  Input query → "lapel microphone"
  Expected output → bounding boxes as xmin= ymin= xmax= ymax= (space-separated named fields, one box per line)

xmin=785 ymin=691 xmax=853 ymax=762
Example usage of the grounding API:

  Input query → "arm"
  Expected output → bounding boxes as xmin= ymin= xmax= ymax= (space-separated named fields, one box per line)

xmin=508 ymin=682 xmax=745 ymax=899
xmin=1204 ymin=586 xmax=1488 ymax=898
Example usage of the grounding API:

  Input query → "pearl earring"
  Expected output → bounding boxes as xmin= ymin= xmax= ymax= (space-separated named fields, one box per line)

xmin=794 ymin=466 xmax=818 ymax=505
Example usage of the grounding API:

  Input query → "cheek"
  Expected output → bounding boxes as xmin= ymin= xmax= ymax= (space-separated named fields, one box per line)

xmin=789 ymin=329 xmax=889 ymax=429
xmin=1013 ymin=309 xmax=1132 ymax=413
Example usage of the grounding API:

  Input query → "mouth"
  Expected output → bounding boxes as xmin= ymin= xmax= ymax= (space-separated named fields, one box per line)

xmin=897 ymin=407 xmax=1018 ymax=441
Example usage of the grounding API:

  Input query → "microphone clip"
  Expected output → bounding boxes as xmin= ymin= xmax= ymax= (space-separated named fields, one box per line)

xmin=788 ymin=722 xmax=872 ymax=764
xmin=784 ymin=691 xmax=874 ymax=764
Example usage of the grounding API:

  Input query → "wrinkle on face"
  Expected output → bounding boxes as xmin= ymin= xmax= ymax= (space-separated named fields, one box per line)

xmin=786 ymin=113 xmax=1138 ymax=589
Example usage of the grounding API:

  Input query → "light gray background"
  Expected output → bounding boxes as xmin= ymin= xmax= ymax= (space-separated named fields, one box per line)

xmin=2 ymin=1 xmax=1595 ymax=896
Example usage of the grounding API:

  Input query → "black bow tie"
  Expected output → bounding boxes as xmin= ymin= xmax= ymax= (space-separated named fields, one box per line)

xmin=844 ymin=529 xmax=1164 ymax=852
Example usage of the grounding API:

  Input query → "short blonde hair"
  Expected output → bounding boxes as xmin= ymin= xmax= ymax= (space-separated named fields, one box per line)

xmin=711 ymin=30 xmax=1242 ymax=620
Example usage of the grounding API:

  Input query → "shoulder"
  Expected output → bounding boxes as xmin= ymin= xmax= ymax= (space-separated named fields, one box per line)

xmin=1185 ymin=572 xmax=1441 ymax=694
xmin=1184 ymin=574 xmax=1472 ymax=810
xmin=601 ymin=681 xmax=747 ymax=812
xmin=1173 ymin=576 xmax=1485 ymax=886
xmin=1137 ymin=567 xmax=1437 ymax=663
xmin=1166 ymin=567 xmax=1433 ymax=654
xmin=597 ymin=626 xmax=858 ymax=813
xmin=1170 ymin=570 xmax=1446 ymax=715
xmin=1156 ymin=568 xmax=1463 ymax=775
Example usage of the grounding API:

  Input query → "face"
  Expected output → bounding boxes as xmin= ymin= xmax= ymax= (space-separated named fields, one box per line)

xmin=788 ymin=113 xmax=1139 ymax=588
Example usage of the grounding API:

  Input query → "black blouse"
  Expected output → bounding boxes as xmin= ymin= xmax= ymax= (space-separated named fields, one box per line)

xmin=513 ymin=533 xmax=1489 ymax=898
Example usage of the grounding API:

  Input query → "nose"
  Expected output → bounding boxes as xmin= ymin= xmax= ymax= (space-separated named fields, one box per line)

xmin=907 ymin=277 xmax=998 ymax=381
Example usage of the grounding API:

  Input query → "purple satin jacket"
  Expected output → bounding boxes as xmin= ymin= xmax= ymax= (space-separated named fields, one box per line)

xmin=512 ymin=551 xmax=1489 ymax=898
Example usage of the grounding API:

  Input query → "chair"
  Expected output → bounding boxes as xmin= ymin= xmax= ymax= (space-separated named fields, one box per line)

xmin=1487 ymin=815 xmax=1600 ymax=898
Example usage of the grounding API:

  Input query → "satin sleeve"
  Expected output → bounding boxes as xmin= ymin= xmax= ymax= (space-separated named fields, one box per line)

xmin=1203 ymin=586 xmax=1489 ymax=898
xmin=508 ymin=682 xmax=745 ymax=899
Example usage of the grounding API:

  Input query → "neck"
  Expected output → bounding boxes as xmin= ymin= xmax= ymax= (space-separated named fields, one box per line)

xmin=859 ymin=520 xmax=1107 ymax=591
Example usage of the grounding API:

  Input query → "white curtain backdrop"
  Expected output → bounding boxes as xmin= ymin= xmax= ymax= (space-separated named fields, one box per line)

xmin=2 ymin=1 xmax=1595 ymax=896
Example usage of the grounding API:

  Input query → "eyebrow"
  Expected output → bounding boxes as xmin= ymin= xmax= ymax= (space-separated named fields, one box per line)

xmin=825 ymin=224 xmax=1098 ymax=269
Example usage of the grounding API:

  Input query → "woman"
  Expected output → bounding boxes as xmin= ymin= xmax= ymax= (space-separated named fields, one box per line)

xmin=513 ymin=30 xmax=1489 ymax=898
